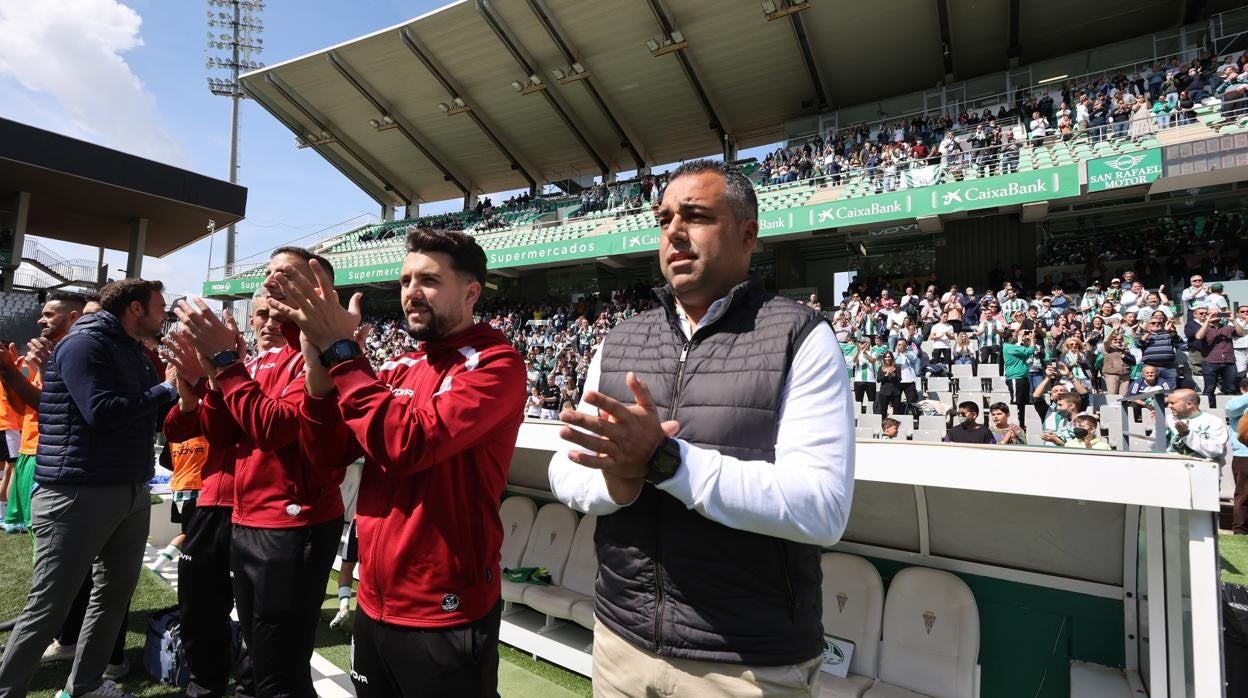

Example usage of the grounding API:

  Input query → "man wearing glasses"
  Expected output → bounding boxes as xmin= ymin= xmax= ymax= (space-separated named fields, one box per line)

xmin=1181 ymin=276 xmax=1208 ymax=314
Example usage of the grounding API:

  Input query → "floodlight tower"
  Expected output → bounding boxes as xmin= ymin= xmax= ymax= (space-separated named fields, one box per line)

xmin=206 ymin=0 xmax=264 ymax=308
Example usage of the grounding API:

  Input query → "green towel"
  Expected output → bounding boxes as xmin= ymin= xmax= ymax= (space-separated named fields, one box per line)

xmin=503 ymin=567 xmax=553 ymax=586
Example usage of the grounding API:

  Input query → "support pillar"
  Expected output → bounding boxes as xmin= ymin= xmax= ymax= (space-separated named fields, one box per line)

xmin=381 ymin=203 xmax=396 ymax=222
xmin=2 ymin=191 xmax=30 ymax=293
xmin=126 ymin=217 xmax=148 ymax=279
xmin=406 ymin=203 xmax=420 ymax=220
xmin=722 ymin=136 xmax=737 ymax=163
xmin=770 ymin=241 xmax=806 ymax=292
xmin=464 ymin=192 xmax=479 ymax=211
xmin=96 ymin=246 xmax=108 ymax=288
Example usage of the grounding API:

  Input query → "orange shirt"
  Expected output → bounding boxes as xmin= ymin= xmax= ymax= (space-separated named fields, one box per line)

xmin=16 ymin=362 xmax=40 ymax=456
xmin=0 ymin=388 xmax=19 ymax=432
xmin=169 ymin=436 xmax=208 ymax=492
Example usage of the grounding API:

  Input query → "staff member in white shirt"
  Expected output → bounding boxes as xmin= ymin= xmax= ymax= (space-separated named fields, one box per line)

xmin=547 ymin=160 xmax=853 ymax=697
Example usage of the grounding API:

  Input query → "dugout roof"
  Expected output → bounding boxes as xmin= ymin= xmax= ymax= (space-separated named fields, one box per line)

xmin=241 ymin=0 xmax=1224 ymax=206
xmin=0 ymin=118 xmax=247 ymax=257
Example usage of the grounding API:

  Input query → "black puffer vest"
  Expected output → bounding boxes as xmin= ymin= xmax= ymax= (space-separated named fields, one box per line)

xmin=594 ymin=275 xmax=826 ymax=665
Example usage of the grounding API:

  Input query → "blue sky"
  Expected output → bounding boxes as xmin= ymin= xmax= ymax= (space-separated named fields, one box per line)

xmin=0 ymin=0 xmax=769 ymax=298
xmin=0 ymin=0 xmax=457 ymax=297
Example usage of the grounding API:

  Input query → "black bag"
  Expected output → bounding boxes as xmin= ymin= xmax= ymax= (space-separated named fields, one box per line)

xmin=144 ymin=606 xmax=189 ymax=687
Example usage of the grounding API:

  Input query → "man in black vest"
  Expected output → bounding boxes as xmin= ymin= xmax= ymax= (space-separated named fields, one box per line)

xmin=549 ymin=160 xmax=855 ymax=696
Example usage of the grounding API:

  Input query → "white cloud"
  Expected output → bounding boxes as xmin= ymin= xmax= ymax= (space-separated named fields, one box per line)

xmin=0 ymin=0 xmax=185 ymax=165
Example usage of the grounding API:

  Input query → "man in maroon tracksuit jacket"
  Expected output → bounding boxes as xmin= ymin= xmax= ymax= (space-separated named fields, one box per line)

xmin=269 ymin=228 xmax=525 ymax=697
xmin=174 ymin=248 xmax=348 ymax=698
xmin=163 ymin=293 xmax=289 ymax=698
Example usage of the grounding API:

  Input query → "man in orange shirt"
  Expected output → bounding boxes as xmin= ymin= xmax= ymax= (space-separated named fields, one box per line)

xmin=0 ymin=373 xmax=20 ymax=523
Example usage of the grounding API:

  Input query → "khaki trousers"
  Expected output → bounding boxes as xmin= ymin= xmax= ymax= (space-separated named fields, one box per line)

xmin=592 ymin=619 xmax=822 ymax=697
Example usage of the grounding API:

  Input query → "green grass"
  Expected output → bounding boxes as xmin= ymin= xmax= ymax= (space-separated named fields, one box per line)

xmin=0 ymin=531 xmax=182 ymax=697
xmin=0 ymin=532 xmax=590 ymax=698
xmin=1222 ymin=532 xmax=1248 ymax=585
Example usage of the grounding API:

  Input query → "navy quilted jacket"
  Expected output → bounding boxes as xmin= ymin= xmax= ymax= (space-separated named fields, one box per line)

xmin=36 ymin=311 xmax=174 ymax=485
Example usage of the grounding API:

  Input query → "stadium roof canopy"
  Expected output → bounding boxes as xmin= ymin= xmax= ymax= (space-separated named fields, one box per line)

xmin=241 ymin=0 xmax=1223 ymax=206
xmin=0 ymin=117 xmax=247 ymax=259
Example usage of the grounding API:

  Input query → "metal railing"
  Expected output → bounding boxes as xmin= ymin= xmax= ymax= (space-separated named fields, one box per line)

xmin=21 ymin=239 xmax=97 ymax=284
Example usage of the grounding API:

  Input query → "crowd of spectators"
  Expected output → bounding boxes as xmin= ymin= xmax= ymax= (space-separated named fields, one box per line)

xmin=829 ymin=263 xmax=1245 ymax=451
xmin=341 ymin=243 xmax=1245 ymax=456
xmin=575 ymin=175 xmax=669 ymax=215
xmin=756 ymin=50 xmax=1248 ymax=195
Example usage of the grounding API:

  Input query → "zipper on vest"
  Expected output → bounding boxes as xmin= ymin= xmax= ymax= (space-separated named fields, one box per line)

xmin=653 ymin=553 xmax=666 ymax=654
xmin=779 ymin=542 xmax=797 ymax=621
xmin=666 ymin=341 xmax=691 ymax=422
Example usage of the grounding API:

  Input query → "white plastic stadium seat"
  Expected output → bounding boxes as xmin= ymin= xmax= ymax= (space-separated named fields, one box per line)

xmin=950 ymin=364 xmax=975 ymax=380
xmin=817 ymin=553 xmax=884 ymax=698
xmin=501 ymin=503 xmax=579 ymax=603
xmin=917 ymin=416 xmax=948 ymax=432
xmin=864 ymin=567 xmax=980 ymax=698
xmin=522 ymin=515 xmax=598 ymax=629
xmin=1069 ymin=661 xmax=1132 ymax=698
xmin=499 ymin=496 xmax=537 ymax=571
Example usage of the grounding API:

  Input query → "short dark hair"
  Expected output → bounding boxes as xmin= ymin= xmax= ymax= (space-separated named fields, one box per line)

xmin=271 ymin=246 xmax=335 ymax=280
xmin=405 ymin=228 xmax=487 ymax=285
xmin=82 ymin=292 xmax=101 ymax=304
xmin=988 ymin=402 xmax=1010 ymax=414
xmin=1239 ymin=375 xmax=1248 ymax=393
xmin=46 ymin=291 xmax=87 ymax=312
xmin=958 ymin=401 xmax=980 ymax=415
xmin=99 ymin=279 xmax=163 ymax=317
xmin=881 ymin=417 xmax=900 ymax=430
xmin=666 ymin=159 xmax=758 ymax=224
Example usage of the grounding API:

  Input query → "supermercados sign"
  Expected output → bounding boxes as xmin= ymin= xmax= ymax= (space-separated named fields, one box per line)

xmin=201 ymin=164 xmax=1087 ymax=296
xmin=487 ymin=239 xmax=604 ymax=266
xmin=1086 ymin=149 xmax=1162 ymax=192
xmin=201 ymin=276 xmax=263 ymax=297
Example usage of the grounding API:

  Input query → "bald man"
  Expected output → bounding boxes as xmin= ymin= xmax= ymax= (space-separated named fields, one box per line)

xmin=1165 ymin=388 xmax=1230 ymax=463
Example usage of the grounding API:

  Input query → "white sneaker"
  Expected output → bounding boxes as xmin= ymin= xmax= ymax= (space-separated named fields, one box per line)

xmin=56 ymin=679 xmax=134 ymax=698
xmin=103 ymin=658 xmax=130 ymax=681
xmin=41 ymin=640 xmax=76 ymax=663
xmin=329 ymin=606 xmax=351 ymax=630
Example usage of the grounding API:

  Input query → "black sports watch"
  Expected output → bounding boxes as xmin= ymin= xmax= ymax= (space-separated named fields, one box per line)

xmin=319 ymin=339 xmax=363 ymax=368
xmin=210 ymin=349 xmax=240 ymax=369
xmin=645 ymin=437 xmax=682 ymax=485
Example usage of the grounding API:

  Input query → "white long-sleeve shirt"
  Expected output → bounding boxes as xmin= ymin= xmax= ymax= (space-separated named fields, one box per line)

xmin=1167 ymin=410 xmax=1230 ymax=464
xmin=547 ymin=311 xmax=855 ymax=548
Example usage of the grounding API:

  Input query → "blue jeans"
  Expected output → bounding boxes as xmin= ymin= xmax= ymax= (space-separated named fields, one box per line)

xmin=1202 ymin=361 xmax=1238 ymax=396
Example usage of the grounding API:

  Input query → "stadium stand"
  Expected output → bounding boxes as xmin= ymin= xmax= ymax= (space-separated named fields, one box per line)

xmin=500 ymin=502 xmax=579 ymax=606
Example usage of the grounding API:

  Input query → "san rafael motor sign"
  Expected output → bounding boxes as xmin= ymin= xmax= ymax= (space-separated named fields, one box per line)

xmin=1087 ymin=149 xmax=1162 ymax=192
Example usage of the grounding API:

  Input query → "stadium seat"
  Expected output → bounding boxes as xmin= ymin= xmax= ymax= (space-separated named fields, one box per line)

xmin=858 ymin=413 xmax=882 ymax=433
xmin=522 ymin=515 xmax=597 ymax=629
xmin=502 ymin=503 xmax=579 ymax=604
xmin=817 ymin=553 xmax=884 ymax=698
xmin=499 ymin=496 xmax=537 ymax=571
xmin=911 ymin=430 xmax=944 ymax=443
xmin=1069 ymin=661 xmax=1131 ymax=697
xmin=950 ymin=364 xmax=975 ymax=380
xmin=926 ymin=377 xmax=950 ymax=393
xmin=863 ymin=568 xmax=979 ymax=698
xmin=856 ymin=426 xmax=877 ymax=441
xmin=917 ymin=416 xmax=948 ymax=432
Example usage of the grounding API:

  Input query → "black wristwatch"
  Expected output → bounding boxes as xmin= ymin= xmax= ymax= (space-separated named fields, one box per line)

xmin=319 ymin=339 xmax=363 ymax=368
xmin=210 ymin=349 xmax=240 ymax=369
xmin=645 ymin=437 xmax=682 ymax=485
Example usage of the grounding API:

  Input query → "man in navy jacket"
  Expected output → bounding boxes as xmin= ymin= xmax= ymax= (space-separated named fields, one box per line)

xmin=0 ymin=279 xmax=176 ymax=698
